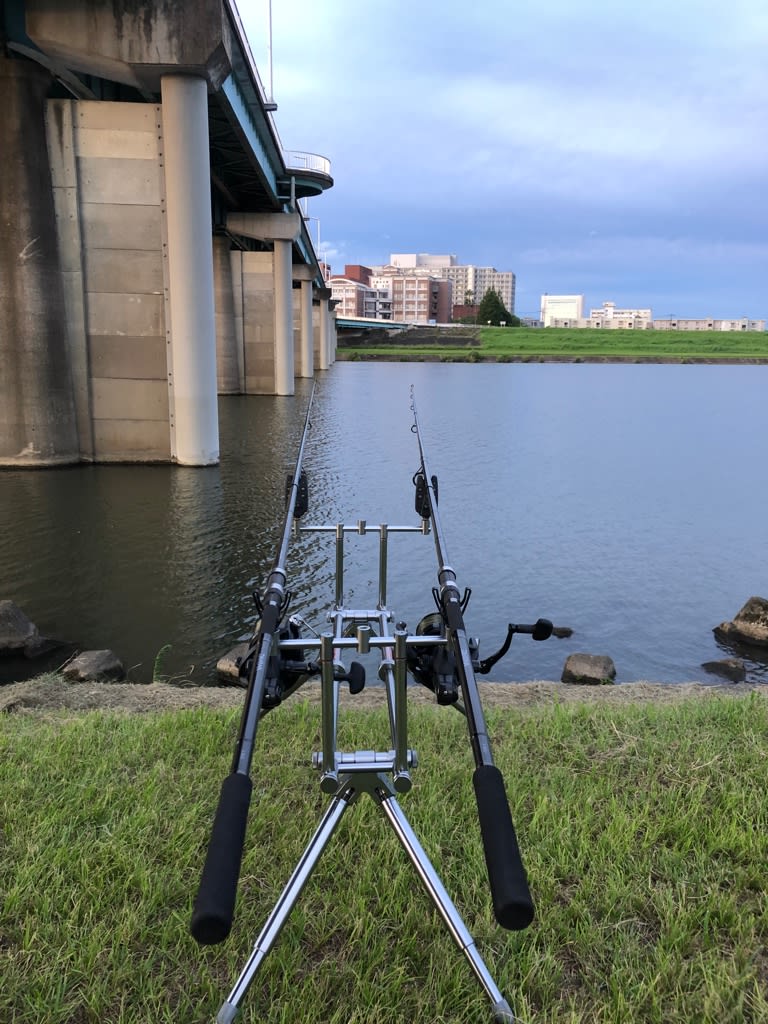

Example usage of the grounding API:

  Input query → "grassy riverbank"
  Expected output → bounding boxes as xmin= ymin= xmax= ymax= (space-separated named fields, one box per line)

xmin=339 ymin=326 xmax=768 ymax=363
xmin=2 ymin=692 xmax=767 ymax=1023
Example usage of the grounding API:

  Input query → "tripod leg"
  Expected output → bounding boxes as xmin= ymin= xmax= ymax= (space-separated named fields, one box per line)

xmin=374 ymin=787 xmax=517 ymax=1024
xmin=216 ymin=781 xmax=356 ymax=1024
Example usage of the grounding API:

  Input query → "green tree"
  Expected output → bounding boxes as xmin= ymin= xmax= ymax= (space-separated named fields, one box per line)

xmin=477 ymin=288 xmax=518 ymax=326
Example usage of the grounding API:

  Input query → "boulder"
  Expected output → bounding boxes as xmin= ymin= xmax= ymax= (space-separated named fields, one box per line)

xmin=216 ymin=642 xmax=249 ymax=684
xmin=0 ymin=600 xmax=38 ymax=652
xmin=62 ymin=650 xmax=125 ymax=683
xmin=562 ymin=653 xmax=616 ymax=685
xmin=714 ymin=596 xmax=768 ymax=649
xmin=701 ymin=658 xmax=747 ymax=683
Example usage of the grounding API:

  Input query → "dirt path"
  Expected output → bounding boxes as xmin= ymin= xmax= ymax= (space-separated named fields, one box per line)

xmin=1 ymin=674 xmax=763 ymax=717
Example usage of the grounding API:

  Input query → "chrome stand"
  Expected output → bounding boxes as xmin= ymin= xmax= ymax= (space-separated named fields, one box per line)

xmin=215 ymin=522 xmax=517 ymax=1023
xmin=217 ymin=767 xmax=514 ymax=1024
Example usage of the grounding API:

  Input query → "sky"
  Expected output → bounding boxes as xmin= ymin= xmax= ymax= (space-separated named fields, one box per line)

xmin=238 ymin=0 xmax=767 ymax=320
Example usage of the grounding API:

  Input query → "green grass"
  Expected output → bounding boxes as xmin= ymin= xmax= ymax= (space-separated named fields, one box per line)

xmin=340 ymin=327 xmax=768 ymax=363
xmin=2 ymin=695 xmax=768 ymax=1023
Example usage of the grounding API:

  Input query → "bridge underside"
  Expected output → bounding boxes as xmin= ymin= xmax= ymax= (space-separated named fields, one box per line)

xmin=0 ymin=0 xmax=335 ymax=468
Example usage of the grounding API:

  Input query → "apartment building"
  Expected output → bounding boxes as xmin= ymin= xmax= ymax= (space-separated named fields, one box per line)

xmin=329 ymin=264 xmax=448 ymax=322
xmin=328 ymin=276 xmax=369 ymax=318
xmin=364 ymin=281 xmax=393 ymax=319
xmin=449 ymin=265 xmax=515 ymax=312
xmin=387 ymin=253 xmax=515 ymax=313
xmin=388 ymin=275 xmax=452 ymax=323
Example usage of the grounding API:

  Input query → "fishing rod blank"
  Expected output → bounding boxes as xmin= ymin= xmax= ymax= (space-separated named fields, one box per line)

xmin=191 ymin=384 xmax=316 ymax=946
xmin=410 ymin=386 xmax=534 ymax=931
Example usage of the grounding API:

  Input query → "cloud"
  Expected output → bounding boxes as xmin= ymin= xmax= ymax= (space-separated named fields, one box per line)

xmin=236 ymin=0 xmax=768 ymax=318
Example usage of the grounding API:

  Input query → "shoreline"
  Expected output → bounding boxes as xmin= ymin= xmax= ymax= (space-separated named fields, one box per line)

xmin=1 ymin=675 xmax=764 ymax=716
xmin=336 ymin=352 xmax=768 ymax=365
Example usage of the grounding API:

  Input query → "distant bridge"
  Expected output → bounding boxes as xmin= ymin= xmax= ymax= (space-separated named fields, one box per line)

xmin=335 ymin=316 xmax=418 ymax=332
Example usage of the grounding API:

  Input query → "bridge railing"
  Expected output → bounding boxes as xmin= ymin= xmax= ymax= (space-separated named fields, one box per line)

xmin=226 ymin=2 xmax=331 ymax=184
xmin=284 ymin=151 xmax=332 ymax=177
xmin=225 ymin=1 xmax=274 ymax=108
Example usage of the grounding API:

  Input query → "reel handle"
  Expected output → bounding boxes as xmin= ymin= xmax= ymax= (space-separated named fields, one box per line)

xmin=473 ymin=764 xmax=535 ymax=930
xmin=190 ymin=772 xmax=253 ymax=945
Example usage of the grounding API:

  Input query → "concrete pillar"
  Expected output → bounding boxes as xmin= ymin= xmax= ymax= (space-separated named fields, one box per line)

xmin=0 ymin=57 xmax=78 ymax=466
xmin=329 ymin=309 xmax=338 ymax=365
xmin=318 ymin=297 xmax=330 ymax=371
xmin=161 ymin=74 xmax=219 ymax=464
xmin=230 ymin=249 xmax=246 ymax=392
xmin=241 ymin=251 xmax=278 ymax=393
xmin=312 ymin=302 xmax=320 ymax=368
xmin=213 ymin=234 xmax=240 ymax=394
xmin=299 ymin=280 xmax=314 ymax=378
xmin=226 ymin=212 xmax=302 ymax=396
xmin=273 ymin=237 xmax=294 ymax=395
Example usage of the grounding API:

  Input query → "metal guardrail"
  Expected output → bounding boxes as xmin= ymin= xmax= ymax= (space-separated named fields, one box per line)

xmin=226 ymin=3 xmax=332 ymax=182
xmin=225 ymin=1 xmax=273 ymax=107
xmin=284 ymin=151 xmax=332 ymax=177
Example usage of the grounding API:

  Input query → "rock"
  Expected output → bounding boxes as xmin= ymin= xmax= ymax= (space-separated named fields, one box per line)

xmin=216 ymin=642 xmax=249 ymax=684
xmin=701 ymin=658 xmax=747 ymax=683
xmin=552 ymin=626 xmax=574 ymax=639
xmin=562 ymin=653 xmax=616 ymax=685
xmin=714 ymin=596 xmax=768 ymax=648
xmin=62 ymin=650 xmax=125 ymax=683
xmin=0 ymin=600 xmax=39 ymax=652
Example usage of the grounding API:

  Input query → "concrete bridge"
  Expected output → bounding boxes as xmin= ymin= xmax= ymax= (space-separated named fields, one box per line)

xmin=0 ymin=0 xmax=336 ymax=467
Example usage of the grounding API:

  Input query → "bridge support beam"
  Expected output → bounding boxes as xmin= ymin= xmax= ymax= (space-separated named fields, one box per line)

xmin=292 ymin=265 xmax=315 ymax=379
xmin=273 ymin=238 xmax=295 ymax=394
xmin=299 ymin=280 xmax=314 ymax=378
xmin=227 ymin=212 xmax=301 ymax=396
xmin=329 ymin=309 xmax=338 ymax=365
xmin=161 ymin=74 xmax=219 ymax=464
xmin=213 ymin=235 xmax=240 ymax=394
xmin=0 ymin=57 xmax=78 ymax=467
xmin=317 ymin=291 xmax=332 ymax=371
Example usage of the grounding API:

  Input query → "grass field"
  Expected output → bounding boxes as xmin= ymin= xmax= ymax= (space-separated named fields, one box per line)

xmin=2 ymin=694 xmax=767 ymax=1023
xmin=339 ymin=327 xmax=768 ymax=363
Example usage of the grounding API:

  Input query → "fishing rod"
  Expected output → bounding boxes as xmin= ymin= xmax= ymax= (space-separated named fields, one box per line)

xmin=409 ymin=384 xmax=546 ymax=931
xmin=191 ymin=386 xmax=556 ymax=1022
xmin=191 ymin=383 xmax=317 ymax=946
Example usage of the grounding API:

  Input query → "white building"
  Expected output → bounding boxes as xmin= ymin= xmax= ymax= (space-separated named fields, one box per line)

xmin=540 ymin=295 xmax=584 ymax=327
xmin=390 ymin=253 xmax=457 ymax=270
xmin=538 ymin=297 xmax=765 ymax=331
xmin=588 ymin=301 xmax=653 ymax=329
xmin=652 ymin=317 xmax=766 ymax=331
xmin=328 ymin=277 xmax=369 ymax=318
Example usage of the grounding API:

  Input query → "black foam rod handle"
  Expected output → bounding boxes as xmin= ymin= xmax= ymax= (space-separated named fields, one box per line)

xmin=472 ymin=764 xmax=535 ymax=931
xmin=190 ymin=772 xmax=253 ymax=945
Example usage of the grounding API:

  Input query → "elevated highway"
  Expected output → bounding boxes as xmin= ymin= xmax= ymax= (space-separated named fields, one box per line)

xmin=1 ymin=0 xmax=336 ymax=466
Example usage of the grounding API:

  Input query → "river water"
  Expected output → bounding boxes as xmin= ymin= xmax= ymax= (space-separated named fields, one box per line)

xmin=1 ymin=361 xmax=766 ymax=685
